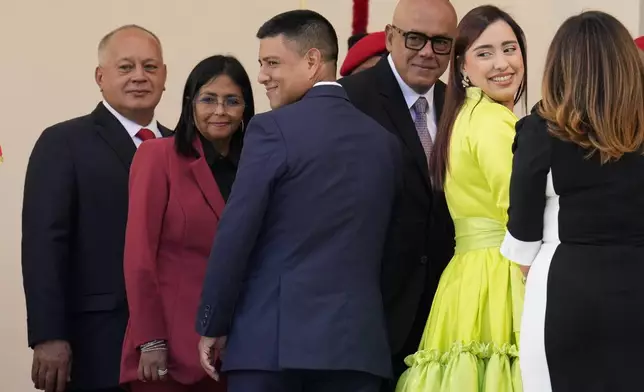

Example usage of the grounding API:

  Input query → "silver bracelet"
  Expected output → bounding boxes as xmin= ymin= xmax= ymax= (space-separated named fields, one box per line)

xmin=141 ymin=346 xmax=168 ymax=353
xmin=140 ymin=340 xmax=167 ymax=352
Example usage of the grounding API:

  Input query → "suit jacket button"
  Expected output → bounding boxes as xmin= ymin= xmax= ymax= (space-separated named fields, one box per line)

xmin=205 ymin=305 xmax=211 ymax=311
xmin=201 ymin=319 xmax=207 ymax=326
xmin=420 ymin=255 xmax=428 ymax=265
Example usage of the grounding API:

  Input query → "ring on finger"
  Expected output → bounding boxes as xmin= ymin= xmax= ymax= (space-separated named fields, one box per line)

xmin=158 ymin=368 xmax=168 ymax=376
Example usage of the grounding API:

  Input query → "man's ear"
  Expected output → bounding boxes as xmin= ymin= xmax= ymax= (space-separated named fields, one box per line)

xmin=95 ymin=66 xmax=103 ymax=90
xmin=305 ymin=48 xmax=323 ymax=79
xmin=306 ymin=48 xmax=322 ymax=68
xmin=385 ymin=24 xmax=394 ymax=52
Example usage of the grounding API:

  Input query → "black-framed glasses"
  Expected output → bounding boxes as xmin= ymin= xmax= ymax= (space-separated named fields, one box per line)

xmin=390 ymin=25 xmax=453 ymax=55
xmin=195 ymin=94 xmax=245 ymax=112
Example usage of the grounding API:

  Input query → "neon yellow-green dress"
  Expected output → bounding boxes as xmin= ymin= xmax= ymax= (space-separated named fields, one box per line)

xmin=396 ymin=87 xmax=525 ymax=392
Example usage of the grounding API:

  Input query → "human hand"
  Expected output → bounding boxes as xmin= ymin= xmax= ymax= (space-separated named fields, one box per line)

xmin=138 ymin=347 xmax=168 ymax=382
xmin=520 ymin=265 xmax=530 ymax=278
xmin=32 ymin=340 xmax=72 ymax=392
xmin=198 ymin=336 xmax=226 ymax=381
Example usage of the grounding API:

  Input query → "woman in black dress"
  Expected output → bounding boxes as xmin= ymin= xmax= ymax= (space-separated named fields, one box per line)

xmin=500 ymin=11 xmax=644 ymax=392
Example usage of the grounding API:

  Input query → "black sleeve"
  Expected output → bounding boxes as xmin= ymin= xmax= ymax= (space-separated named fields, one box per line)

xmin=500 ymin=113 xmax=552 ymax=265
xmin=21 ymin=127 xmax=76 ymax=346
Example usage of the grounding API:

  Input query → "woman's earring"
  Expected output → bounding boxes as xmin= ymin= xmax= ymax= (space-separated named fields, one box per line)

xmin=239 ymin=119 xmax=245 ymax=133
xmin=462 ymin=73 xmax=471 ymax=88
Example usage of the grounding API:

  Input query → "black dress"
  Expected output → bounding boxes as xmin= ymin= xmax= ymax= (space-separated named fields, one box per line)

xmin=500 ymin=111 xmax=644 ymax=391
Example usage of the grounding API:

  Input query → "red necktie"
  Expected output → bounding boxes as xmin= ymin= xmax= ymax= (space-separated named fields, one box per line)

xmin=136 ymin=128 xmax=156 ymax=142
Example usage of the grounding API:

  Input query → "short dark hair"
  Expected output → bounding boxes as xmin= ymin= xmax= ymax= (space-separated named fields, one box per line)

xmin=256 ymin=10 xmax=339 ymax=63
xmin=174 ymin=55 xmax=255 ymax=158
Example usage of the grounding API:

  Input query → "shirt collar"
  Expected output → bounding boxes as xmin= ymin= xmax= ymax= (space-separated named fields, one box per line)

xmin=313 ymin=82 xmax=342 ymax=87
xmin=313 ymin=81 xmax=342 ymax=87
xmin=102 ymin=100 xmax=159 ymax=138
xmin=387 ymin=54 xmax=434 ymax=111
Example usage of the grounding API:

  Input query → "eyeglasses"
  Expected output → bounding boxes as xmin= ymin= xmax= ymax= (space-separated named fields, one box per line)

xmin=390 ymin=25 xmax=453 ymax=55
xmin=195 ymin=94 xmax=245 ymax=111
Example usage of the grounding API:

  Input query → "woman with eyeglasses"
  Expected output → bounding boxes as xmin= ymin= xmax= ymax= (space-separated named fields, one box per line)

xmin=119 ymin=55 xmax=254 ymax=392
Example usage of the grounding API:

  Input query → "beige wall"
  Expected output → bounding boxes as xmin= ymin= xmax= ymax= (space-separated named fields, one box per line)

xmin=641 ymin=0 xmax=644 ymax=34
xmin=0 ymin=0 xmax=641 ymax=390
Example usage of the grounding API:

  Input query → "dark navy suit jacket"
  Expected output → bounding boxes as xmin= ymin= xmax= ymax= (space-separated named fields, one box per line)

xmin=196 ymin=84 xmax=402 ymax=379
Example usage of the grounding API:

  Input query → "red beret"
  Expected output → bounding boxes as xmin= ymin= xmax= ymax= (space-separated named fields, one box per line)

xmin=636 ymin=36 xmax=644 ymax=51
xmin=340 ymin=31 xmax=387 ymax=76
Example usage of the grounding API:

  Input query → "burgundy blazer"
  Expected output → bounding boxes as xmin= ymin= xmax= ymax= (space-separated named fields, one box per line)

xmin=120 ymin=136 xmax=226 ymax=388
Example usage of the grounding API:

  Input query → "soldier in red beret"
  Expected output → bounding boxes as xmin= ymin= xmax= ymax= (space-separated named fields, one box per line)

xmin=340 ymin=31 xmax=388 ymax=76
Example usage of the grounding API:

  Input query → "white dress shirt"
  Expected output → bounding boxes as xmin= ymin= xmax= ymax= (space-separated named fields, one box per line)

xmin=387 ymin=54 xmax=437 ymax=142
xmin=102 ymin=100 xmax=162 ymax=148
xmin=313 ymin=81 xmax=343 ymax=88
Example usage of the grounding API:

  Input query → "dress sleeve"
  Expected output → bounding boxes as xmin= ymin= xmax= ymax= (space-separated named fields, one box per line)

xmin=469 ymin=106 xmax=517 ymax=221
xmin=500 ymin=113 xmax=552 ymax=266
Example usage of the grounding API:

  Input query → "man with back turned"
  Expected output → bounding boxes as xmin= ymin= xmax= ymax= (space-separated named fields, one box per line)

xmin=195 ymin=9 xmax=403 ymax=392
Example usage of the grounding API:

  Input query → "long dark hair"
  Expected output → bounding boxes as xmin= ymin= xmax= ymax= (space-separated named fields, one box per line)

xmin=429 ymin=5 xmax=527 ymax=187
xmin=174 ymin=55 xmax=255 ymax=158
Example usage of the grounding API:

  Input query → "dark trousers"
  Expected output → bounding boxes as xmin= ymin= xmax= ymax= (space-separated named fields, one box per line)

xmin=128 ymin=377 xmax=223 ymax=392
xmin=381 ymin=290 xmax=433 ymax=392
xmin=228 ymin=370 xmax=382 ymax=392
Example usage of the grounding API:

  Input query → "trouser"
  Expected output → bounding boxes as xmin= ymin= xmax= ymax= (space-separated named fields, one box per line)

xmin=228 ymin=369 xmax=383 ymax=392
xmin=128 ymin=376 xmax=223 ymax=392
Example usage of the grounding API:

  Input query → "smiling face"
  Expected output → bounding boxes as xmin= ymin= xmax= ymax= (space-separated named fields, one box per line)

xmin=193 ymin=74 xmax=245 ymax=143
xmin=386 ymin=0 xmax=457 ymax=94
xmin=462 ymin=20 xmax=525 ymax=108
xmin=95 ymin=27 xmax=166 ymax=125
xmin=257 ymin=35 xmax=315 ymax=109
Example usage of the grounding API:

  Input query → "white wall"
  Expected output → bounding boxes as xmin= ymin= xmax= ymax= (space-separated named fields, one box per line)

xmin=640 ymin=0 xmax=644 ymax=34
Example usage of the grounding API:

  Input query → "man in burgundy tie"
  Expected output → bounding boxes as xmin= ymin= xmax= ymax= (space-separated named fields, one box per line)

xmin=21 ymin=24 xmax=172 ymax=392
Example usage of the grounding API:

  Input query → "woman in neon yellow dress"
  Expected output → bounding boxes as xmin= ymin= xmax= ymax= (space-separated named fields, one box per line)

xmin=396 ymin=5 xmax=528 ymax=391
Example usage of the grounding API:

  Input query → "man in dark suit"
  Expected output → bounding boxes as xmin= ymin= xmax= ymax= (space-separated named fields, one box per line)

xmin=21 ymin=25 xmax=171 ymax=392
xmin=339 ymin=0 xmax=458 ymax=387
xmin=195 ymin=10 xmax=402 ymax=392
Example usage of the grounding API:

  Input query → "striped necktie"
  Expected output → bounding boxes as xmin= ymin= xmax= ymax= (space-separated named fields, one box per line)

xmin=412 ymin=97 xmax=433 ymax=165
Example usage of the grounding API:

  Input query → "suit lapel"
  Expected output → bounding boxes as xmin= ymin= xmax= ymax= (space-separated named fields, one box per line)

xmin=375 ymin=60 xmax=431 ymax=191
xmin=189 ymin=138 xmax=225 ymax=219
xmin=92 ymin=102 xmax=137 ymax=170
xmin=158 ymin=124 xmax=173 ymax=137
xmin=93 ymin=103 xmax=174 ymax=170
